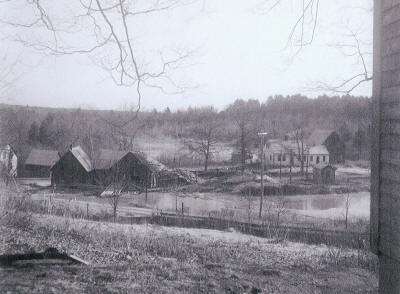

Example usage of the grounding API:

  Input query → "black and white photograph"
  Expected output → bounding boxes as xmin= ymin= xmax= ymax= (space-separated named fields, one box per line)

xmin=0 ymin=0 xmax=396 ymax=293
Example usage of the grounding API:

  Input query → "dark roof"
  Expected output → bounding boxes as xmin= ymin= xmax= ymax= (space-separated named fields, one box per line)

xmin=93 ymin=149 xmax=129 ymax=170
xmin=131 ymin=151 xmax=168 ymax=173
xmin=25 ymin=149 xmax=60 ymax=167
xmin=92 ymin=149 xmax=168 ymax=173
xmin=307 ymin=129 xmax=335 ymax=146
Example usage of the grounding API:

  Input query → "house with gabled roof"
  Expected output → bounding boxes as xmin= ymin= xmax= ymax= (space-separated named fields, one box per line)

xmin=263 ymin=139 xmax=308 ymax=167
xmin=24 ymin=148 xmax=60 ymax=178
xmin=307 ymin=130 xmax=345 ymax=164
xmin=307 ymin=145 xmax=329 ymax=166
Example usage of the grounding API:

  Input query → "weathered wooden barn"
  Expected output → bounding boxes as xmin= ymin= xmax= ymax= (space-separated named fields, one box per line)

xmin=0 ymin=145 xmax=18 ymax=177
xmin=307 ymin=130 xmax=345 ymax=164
xmin=91 ymin=149 xmax=156 ymax=188
xmin=50 ymin=146 xmax=92 ymax=186
xmin=92 ymin=149 xmax=193 ymax=189
xmin=371 ymin=0 xmax=400 ymax=291
xmin=312 ymin=164 xmax=336 ymax=185
xmin=24 ymin=149 xmax=60 ymax=178
xmin=50 ymin=147 xmax=194 ymax=189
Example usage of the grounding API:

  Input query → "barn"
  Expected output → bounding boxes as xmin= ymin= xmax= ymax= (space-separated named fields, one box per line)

xmin=50 ymin=146 xmax=92 ymax=186
xmin=312 ymin=164 xmax=336 ymax=185
xmin=91 ymin=149 xmax=157 ymax=188
xmin=307 ymin=130 xmax=345 ymax=164
xmin=91 ymin=149 xmax=193 ymax=189
xmin=24 ymin=149 xmax=60 ymax=178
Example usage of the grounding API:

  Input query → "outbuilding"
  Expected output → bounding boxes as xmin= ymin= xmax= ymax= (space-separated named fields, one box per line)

xmin=313 ymin=163 xmax=336 ymax=185
xmin=50 ymin=146 xmax=92 ymax=186
xmin=24 ymin=149 xmax=60 ymax=178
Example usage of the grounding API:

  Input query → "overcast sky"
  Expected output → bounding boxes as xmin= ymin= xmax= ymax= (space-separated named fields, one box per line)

xmin=0 ymin=0 xmax=372 ymax=111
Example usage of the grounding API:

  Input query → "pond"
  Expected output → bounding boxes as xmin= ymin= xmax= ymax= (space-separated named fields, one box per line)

xmin=134 ymin=191 xmax=370 ymax=220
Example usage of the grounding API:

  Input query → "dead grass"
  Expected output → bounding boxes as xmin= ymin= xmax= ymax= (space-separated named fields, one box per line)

xmin=0 ymin=210 xmax=378 ymax=293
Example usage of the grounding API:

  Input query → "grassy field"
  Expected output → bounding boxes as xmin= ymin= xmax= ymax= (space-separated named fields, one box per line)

xmin=0 ymin=212 xmax=378 ymax=293
xmin=0 ymin=186 xmax=378 ymax=293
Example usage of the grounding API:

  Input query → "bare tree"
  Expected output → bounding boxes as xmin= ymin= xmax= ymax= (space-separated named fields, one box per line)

xmin=293 ymin=128 xmax=306 ymax=175
xmin=1 ymin=0 xmax=200 ymax=131
xmin=311 ymin=28 xmax=372 ymax=94
xmin=186 ymin=108 xmax=218 ymax=171
xmin=343 ymin=192 xmax=351 ymax=230
xmin=258 ymin=1 xmax=372 ymax=94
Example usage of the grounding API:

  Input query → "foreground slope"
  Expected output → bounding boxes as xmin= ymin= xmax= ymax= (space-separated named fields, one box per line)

xmin=0 ymin=214 xmax=377 ymax=293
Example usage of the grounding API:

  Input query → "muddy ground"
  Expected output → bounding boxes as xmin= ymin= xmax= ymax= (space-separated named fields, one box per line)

xmin=0 ymin=213 xmax=378 ymax=293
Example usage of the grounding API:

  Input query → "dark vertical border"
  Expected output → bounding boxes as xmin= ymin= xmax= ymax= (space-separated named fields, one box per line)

xmin=370 ymin=0 xmax=382 ymax=255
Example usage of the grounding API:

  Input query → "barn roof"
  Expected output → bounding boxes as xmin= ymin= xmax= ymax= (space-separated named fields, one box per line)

xmin=307 ymin=129 xmax=335 ymax=146
xmin=309 ymin=145 xmax=329 ymax=155
xmin=25 ymin=149 xmax=60 ymax=167
xmin=93 ymin=149 xmax=129 ymax=170
xmin=70 ymin=146 xmax=92 ymax=172
xmin=92 ymin=149 xmax=168 ymax=173
xmin=132 ymin=151 xmax=168 ymax=173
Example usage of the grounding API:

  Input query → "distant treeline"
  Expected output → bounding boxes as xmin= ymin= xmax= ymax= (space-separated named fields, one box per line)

xmin=0 ymin=94 xmax=371 ymax=172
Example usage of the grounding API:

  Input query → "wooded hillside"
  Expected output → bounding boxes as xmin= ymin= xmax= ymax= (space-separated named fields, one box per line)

xmin=0 ymin=94 xmax=371 ymax=172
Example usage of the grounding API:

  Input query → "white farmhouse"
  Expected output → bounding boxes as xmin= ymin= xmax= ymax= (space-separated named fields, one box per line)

xmin=308 ymin=145 xmax=329 ymax=166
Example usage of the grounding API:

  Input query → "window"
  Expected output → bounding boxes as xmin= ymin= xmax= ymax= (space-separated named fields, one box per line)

xmin=270 ymin=155 xmax=272 ymax=161
xmin=278 ymin=154 xmax=281 ymax=161
xmin=323 ymin=156 xmax=326 ymax=162
xmin=283 ymin=154 xmax=286 ymax=161
xmin=310 ymin=156 xmax=313 ymax=162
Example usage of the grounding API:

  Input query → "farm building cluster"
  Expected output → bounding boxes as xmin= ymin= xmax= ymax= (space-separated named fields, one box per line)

xmin=0 ymin=129 xmax=344 ymax=188
xmin=0 ymin=144 xmax=196 ymax=191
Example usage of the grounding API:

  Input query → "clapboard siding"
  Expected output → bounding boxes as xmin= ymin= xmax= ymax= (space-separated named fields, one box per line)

xmin=381 ymin=103 xmax=400 ymax=119
xmin=372 ymin=0 xmax=400 ymax=260
xmin=382 ymin=86 xmax=400 ymax=103
xmin=381 ymin=120 xmax=400 ymax=135
xmin=381 ymin=134 xmax=400 ymax=150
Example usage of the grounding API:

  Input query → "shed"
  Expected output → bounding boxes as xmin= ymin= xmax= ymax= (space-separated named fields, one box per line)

xmin=24 ymin=149 xmax=60 ymax=178
xmin=50 ymin=146 xmax=92 ymax=186
xmin=312 ymin=164 xmax=336 ymax=185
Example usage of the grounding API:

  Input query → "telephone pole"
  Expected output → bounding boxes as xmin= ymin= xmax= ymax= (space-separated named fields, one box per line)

xmin=258 ymin=132 xmax=268 ymax=220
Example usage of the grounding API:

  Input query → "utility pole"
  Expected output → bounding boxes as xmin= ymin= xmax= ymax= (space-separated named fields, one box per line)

xmin=258 ymin=132 xmax=268 ymax=220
